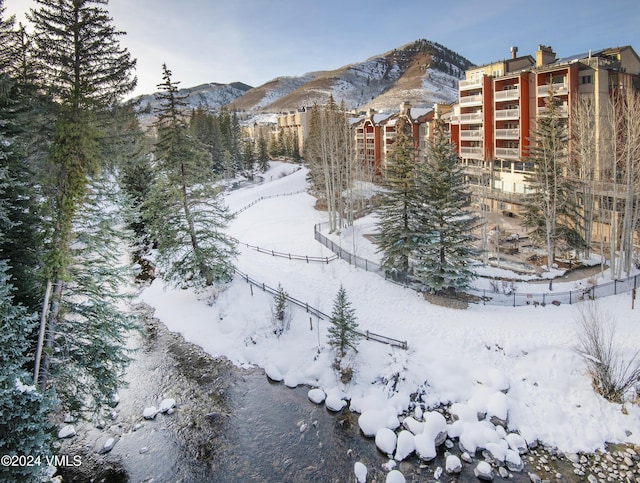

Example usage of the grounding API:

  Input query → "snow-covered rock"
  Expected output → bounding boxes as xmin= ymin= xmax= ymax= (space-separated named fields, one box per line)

xmin=143 ymin=406 xmax=158 ymax=420
xmin=487 ymin=391 xmax=509 ymax=427
xmin=484 ymin=440 xmax=508 ymax=464
xmin=283 ymin=373 xmax=299 ymax=388
xmin=394 ymin=430 xmax=415 ymax=461
xmin=474 ymin=461 xmax=494 ymax=480
xmin=354 ymin=461 xmax=367 ymax=483
xmin=401 ymin=416 xmax=424 ymax=435
xmin=375 ymin=427 xmax=397 ymax=456
xmin=505 ymin=448 xmax=524 ymax=472
xmin=414 ymin=432 xmax=436 ymax=461
xmin=58 ymin=425 xmax=76 ymax=439
xmin=308 ymin=388 xmax=326 ymax=404
xmin=265 ymin=364 xmax=283 ymax=382
xmin=385 ymin=469 xmax=405 ymax=483
xmin=423 ymin=411 xmax=447 ymax=446
xmin=159 ymin=398 xmax=176 ymax=413
xmin=98 ymin=437 xmax=117 ymax=454
xmin=325 ymin=394 xmax=347 ymax=412
xmin=358 ymin=409 xmax=400 ymax=437
xmin=445 ymin=454 xmax=462 ymax=474
xmin=506 ymin=432 xmax=528 ymax=454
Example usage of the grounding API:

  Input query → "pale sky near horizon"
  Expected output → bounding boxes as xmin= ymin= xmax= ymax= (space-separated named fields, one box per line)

xmin=4 ymin=0 xmax=640 ymax=98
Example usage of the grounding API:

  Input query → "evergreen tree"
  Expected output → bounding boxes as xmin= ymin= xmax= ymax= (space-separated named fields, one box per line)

xmin=0 ymin=76 xmax=46 ymax=311
xmin=523 ymin=87 xmax=581 ymax=268
xmin=147 ymin=65 xmax=236 ymax=290
xmin=189 ymin=107 xmax=224 ymax=175
xmin=29 ymin=0 xmax=137 ymax=110
xmin=271 ymin=283 xmax=290 ymax=336
xmin=256 ymin=134 xmax=270 ymax=172
xmin=0 ymin=176 xmax=53 ymax=478
xmin=327 ymin=285 xmax=360 ymax=359
xmin=412 ymin=120 xmax=479 ymax=293
xmin=109 ymin=103 xmax=154 ymax=251
xmin=0 ymin=261 xmax=54 ymax=483
xmin=46 ymin=175 xmax=137 ymax=418
xmin=28 ymin=0 xmax=137 ymax=392
xmin=375 ymin=117 xmax=418 ymax=276
xmin=0 ymin=0 xmax=16 ymax=75
xmin=241 ymin=138 xmax=256 ymax=176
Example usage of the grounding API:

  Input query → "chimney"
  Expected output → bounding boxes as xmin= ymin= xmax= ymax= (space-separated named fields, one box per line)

xmin=510 ymin=46 xmax=518 ymax=59
xmin=400 ymin=101 xmax=411 ymax=116
xmin=536 ymin=45 xmax=556 ymax=67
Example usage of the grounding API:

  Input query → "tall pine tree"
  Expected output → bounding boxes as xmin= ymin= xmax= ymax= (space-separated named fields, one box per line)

xmin=412 ymin=120 xmax=479 ymax=293
xmin=375 ymin=117 xmax=418 ymax=277
xmin=29 ymin=0 xmax=137 ymax=396
xmin=45 ymin=175 xmax=137 ymax=418
xmin=146 ymin=65 xmax=236 ymax=290
xmin=327 ymin=285 xmax=360 ymax=359
xmin=0 ymin=261 xmax=54 ymax=482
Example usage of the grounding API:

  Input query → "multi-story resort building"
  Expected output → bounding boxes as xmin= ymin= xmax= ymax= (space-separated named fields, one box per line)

xmin=450 ymin=44 xmax=640 ymax=219
xmin=352 ymin=101 xmax=453 ymax=175
xmin=273 ymin=44 xmax=640 ymax=256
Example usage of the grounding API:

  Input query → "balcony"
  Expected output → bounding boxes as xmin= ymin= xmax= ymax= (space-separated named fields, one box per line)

xmin=495 ymin=128 xmax=520 ymax=139
xmin=460 ymin=146 xmax=483 ymax=159
xmin=537 ymin=105 xmax=568 ymax=117
xmin=537 ymin=82 xmax=569 ymax=97
xmin=459 ymin=94 xmax=483 ymax=106
xmin=495 ymin=88 xmax=519 ymax=101
xmin=495 ymin=147 xmax=520 ymax=159
xmin=459 ymin=112 xmax=483 ymax=124
xmin=495 ymin=108 xmax=520 ymax=120
xmin=459 ymin=78 xmax=483 ymax=90
xmin=460 ymin=129 xmax=483 ymax=140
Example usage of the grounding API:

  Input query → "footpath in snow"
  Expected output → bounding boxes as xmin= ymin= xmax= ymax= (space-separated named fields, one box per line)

xmin=141 ymin=162 xmax=640 ymax=480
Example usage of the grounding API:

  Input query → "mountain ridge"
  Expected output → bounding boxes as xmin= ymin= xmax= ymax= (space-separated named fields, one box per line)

xmin=135 ymin=39 xmax=473 ymax=116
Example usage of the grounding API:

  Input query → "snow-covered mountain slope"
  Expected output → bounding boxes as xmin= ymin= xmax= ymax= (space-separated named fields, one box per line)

xmin=134 ymin=81 xmax=253 ymax=115
xmin=134 ymin=39 xmax=472 ymax=117
xmin=232 ymin=39 xmax=472 ymax=112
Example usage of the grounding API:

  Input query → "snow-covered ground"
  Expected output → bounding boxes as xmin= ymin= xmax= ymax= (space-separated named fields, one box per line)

xmin=140 ymin=162 xmax=640 ymax=473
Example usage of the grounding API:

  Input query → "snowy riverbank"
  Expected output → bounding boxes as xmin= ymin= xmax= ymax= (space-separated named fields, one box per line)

xmin=140 ymin=162 xmax=640 ymax=481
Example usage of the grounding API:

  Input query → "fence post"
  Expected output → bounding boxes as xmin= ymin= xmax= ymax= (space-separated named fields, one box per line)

xmin=513 ymin=291 xmax=516 ymax=307
xmin=569 ymin=290 xmax=572 ymax=304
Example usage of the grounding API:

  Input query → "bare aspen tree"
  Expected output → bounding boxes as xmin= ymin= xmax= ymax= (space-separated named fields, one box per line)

xmin=604 ymin=86 xmax=640 ymax=278
xmin=305 ymin=97 xmax=355 ymax=233
xmin=569 ymin=95 xmax=599 ymax=258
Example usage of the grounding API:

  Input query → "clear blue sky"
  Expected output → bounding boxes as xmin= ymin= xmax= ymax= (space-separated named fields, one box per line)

xmin=5 ymin=0 xmax=640 ymax=97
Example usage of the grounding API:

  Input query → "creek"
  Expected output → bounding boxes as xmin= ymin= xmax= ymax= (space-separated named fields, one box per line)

xmin=55 ymin=308 xmax=584 ymax=483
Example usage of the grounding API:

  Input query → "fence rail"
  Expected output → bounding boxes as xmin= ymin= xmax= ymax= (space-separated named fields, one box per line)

xmin=469 ymin=275 xmax=639 ymax=307
xmin=314 ymin=222 xmax=640 ymax=307
xmin=231 ymin=237 xmax=338 ymax=264
xmin=234 ymin=268 xmax=408 ymax=350
xmin=232 ymin=190 xmax=307 ymax=216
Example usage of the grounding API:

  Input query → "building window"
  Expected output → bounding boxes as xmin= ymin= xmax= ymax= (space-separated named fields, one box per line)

xmin=580 ymin=75 xmax=592 ymax=85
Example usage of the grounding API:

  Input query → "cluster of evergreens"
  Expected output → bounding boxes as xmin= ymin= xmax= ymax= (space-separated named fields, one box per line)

xmin=189 ymin=106 xmax=270 ymax=177
xmin=0 ymin=1 xmax=237 ymax=478
xmin=376 ymin=118 xmax=479 ymax=294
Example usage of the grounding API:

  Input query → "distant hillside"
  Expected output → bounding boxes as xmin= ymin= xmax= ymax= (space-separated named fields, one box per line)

xmin=134 ymin=39 xmax=473 ymax=118
xmin=135 ymin=81 xmax=253 ymax=114
xmin=230 ymin=39 xmax=473 ymax=113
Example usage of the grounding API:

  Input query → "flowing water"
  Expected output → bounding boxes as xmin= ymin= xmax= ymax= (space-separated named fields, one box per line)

xmin=55 ymin=309 xmax=589 ymax=483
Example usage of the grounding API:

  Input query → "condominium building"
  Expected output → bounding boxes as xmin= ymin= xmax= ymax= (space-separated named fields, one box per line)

xmin=352 ymin=101 xmax=453 ymax=175
xmin=451 ymin=44 xmax=640 ymax=217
